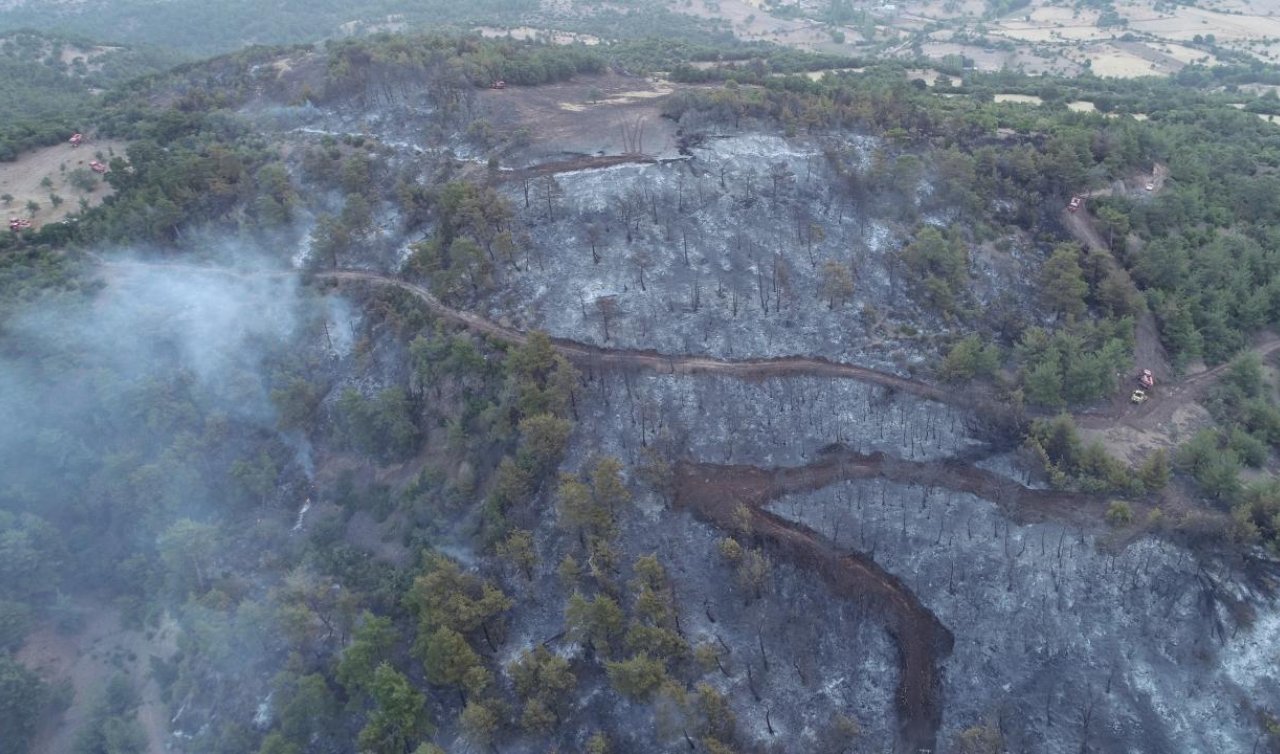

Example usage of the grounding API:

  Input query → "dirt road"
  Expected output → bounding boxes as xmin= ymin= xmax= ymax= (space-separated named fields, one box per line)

xmin=497 ymin=153 xmax=659 ymax=182
xmin=673 ymin=447 xmax=1122 ymax=753
xmin=1059 ymin=198 xmax=1280 ymax=433
xmin=92 ymin=258 xmax=1249 ymax=751
xmin=1079 ymin=332 xmax=1280 ymax=431
xmin=1080 ymin=162 xmax=1167 ymax=200
xmin=675 ymin=456 xmax=955 ymax=753
xmin=115 ymin=261 xmax=1270 ymax=435
xmin=315 ymin=270 xmax=959 ymax=403
xmin=97 ymin=261 xmax=991 ymax=413
xmin=1061 ymin=201 xmax=1171 ymax=375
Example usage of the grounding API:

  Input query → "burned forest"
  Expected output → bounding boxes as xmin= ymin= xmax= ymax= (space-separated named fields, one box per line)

xmin=3 ymin=20 xmax=1280 ymax=754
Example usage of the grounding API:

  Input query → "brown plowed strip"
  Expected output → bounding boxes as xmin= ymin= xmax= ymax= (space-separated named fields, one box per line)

xmin=97 ymin=259 xmax=1242 ymax=749
xmin=314 ymin=270 xmax=956 ymax=403
xmin=94 ymin=262 xmax=978 ymax=408
xmin=678 ymin=449 xmax=1112 ymax=529
xmin=675 ymin=454 xmax=956 ymax=753
xmin=673 ymin=449 xmax=1122 ymax=752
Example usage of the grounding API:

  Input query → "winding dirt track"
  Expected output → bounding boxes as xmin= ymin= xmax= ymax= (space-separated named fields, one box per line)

xmin=316 ymin=270 xmax=956 ymax=402
xmin=115 ymin=259 xmax=1276 ymax=435
xmin=1058 ymin=206 xmax=1280 ymax=432
xmin=97 ymin=260 xmax=976 ymax=407
xmin=97 ymin=260 xmax=1249 ymax=752
xmin=682 ymin=449 xmax=1111 ymax=524
xmin=674 ymin=449 xmax=1111 ymax=753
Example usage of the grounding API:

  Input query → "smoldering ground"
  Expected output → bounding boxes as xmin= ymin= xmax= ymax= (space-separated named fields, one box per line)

xmin=1 ymin=256 xmax=304 ymax=486
xmin=0 ymin=252 xmax=360 ymax=750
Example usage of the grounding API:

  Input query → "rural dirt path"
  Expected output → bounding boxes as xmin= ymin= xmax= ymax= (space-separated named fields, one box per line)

xmin=96 ymin=260 xmax=962 ymax=405
xmin=1061 ymin=202 xmax=1173 ymax=387
xmin=674 ymin=448 xmax=1128 ymax=754
xmin=94 ymin=258 xmax=1248 ymax=753
xmin=316 ymin=269 xmax=957 ymax=402
xmin=117 ymin=260 xmax=1265 ymax=432
xmin=1078 ymin=332 xmax=1280 ymax=431
xmin=675 ymin=454 xmax=952 ymax=754
xmin=1060 ymin=198 xmax=1280 ymax=433
xmin=497 ymin=153 xmax=659 ymax=182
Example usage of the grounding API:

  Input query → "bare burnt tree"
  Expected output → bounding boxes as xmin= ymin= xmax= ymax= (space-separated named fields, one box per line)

xmin=740 ymin=166 xmax=758 ymax=202
xmin=768 ymin=161 xmax=794 ymax=204
xmin=613 ymin=188 xmax=644 ymax=243
xmin=520 ymin=173 xmax=533 ymax=210
xmin=586 ymin=222 xmax=604 ymax=264
xmin=596 ymin=295 xmax=620 ymax=342
xmin=633 ymin=249 xmax=652 ymax=292
xmin=1075 ymin=680 xmax=1102 ymax=754
xmin=793 ymin=204 xmax=826 ymax=267
xmin=537 ymin=174 xmax=563 ymax=222
xmin=754 ymin=250 xmax=770 ymax=314
xmin=638 ymin=177 xmax=660 ymax=224
xmin=773 ymin=253 xmax=795 ymax=312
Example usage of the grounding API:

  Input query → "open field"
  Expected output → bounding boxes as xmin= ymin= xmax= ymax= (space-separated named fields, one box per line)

xmin=992 ymin=4 xmax=1106 ymax=43
xmin=649 ymin=0 xmax=1280 ymax=78
xmin=0 ymin=138 xmax=124 ymax=228
xmin=905 ymin=67 xmax=962 ymax=86
xmin=802 ymin=66 xmax=866 ymax=80
xmin=663 ymin=0 xmax=861 ymax=50
xmin=1124 ymin=1 xmax=1280 ymax=44
xmin=477 ymin=71 xmax=683 ymax=161
xmin=1087 ymin=44 xmax=1169 ymax=77
xmin=56 ymin=43 xmax=122 ymax=71
xmin=980 ymin=0 xmax=1271 ymax=72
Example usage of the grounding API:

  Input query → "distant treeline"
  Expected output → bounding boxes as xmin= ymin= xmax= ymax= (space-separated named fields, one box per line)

xmin=0 ymin=0 xmax=736 ymax=57
xmin=0 ymin=31 xmax=177 ymax=160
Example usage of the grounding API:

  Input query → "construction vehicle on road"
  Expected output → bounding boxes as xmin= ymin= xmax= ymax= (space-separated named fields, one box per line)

xmin=1130 ymin=369 xmax=1155 ymax=403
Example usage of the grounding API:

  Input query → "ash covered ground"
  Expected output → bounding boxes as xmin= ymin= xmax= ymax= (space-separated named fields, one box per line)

xmin=533 ymin=365 xmax=1280 ymax=752
xmin=225 ymin=69 xmax=1280 ymax=752
xmin=478 ymin=132 xmax=1043 ymax=373
xmin=770 ymin=478 xmax=1271 ymax=753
